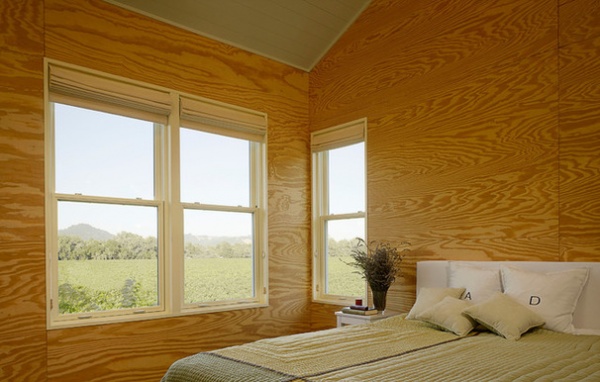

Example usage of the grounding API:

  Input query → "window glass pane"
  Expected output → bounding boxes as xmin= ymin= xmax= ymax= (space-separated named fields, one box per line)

xmin=183 ymin=209 xmax=254 ymax=304
xmin=57 ymin=201 xmax=159 ymax=314
xmin=54 ymin=103 xmax=155 ymax=199
xmin=328 ymin=142 xmax=364 ymax=214
xmin=180 ymin=128 xmax=250 ymax=206
xmin=325 ymin=218 xmax=365 ymax=296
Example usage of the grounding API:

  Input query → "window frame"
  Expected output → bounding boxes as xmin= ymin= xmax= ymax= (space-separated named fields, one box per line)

xmin=177 ymin=128 xmax=266 ymax=310
xmin=45 ymin=60 xmax=268 ymax=329
xmin=311 ymin=119 xmax=367 ymax=305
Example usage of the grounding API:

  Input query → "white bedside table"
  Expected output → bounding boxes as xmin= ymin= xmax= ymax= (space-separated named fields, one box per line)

xmin=335 ymin=310 xmax=400 ymax=328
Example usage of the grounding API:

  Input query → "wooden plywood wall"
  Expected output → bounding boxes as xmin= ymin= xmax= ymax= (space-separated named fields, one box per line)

xmin=0 ymin=0 xmax=47 ymax=380
xmin=1 ymin=0 xmax=311 ymax=381
xmin=310 ymin=0 xmax=600 ymax=322
xmin=559 ymin=0 xmax=600 ymax=262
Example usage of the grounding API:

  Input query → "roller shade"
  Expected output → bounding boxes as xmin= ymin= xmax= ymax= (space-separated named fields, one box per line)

xmin=180 ymin=96 xmax=267 ymax=142
xmin=48 ymin=63 xmax=172 ymax=124
xmin=311 ymin=118 xmax=366 ymax=152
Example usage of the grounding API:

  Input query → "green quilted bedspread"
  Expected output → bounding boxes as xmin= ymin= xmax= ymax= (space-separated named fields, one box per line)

xmin=161 ymin=315 xmax=600 ymax=381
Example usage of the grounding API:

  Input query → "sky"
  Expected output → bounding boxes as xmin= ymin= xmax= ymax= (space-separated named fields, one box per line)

xmin=54 ymin=103 xmax=364 ymax=240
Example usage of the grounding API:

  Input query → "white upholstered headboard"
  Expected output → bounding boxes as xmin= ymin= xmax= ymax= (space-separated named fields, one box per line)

xmin=416 ymin=261 xmax=600 ymax=333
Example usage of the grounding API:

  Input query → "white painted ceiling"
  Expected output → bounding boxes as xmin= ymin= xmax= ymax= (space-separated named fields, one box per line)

xmin=104 ymin=0 xmax=371 ymax=72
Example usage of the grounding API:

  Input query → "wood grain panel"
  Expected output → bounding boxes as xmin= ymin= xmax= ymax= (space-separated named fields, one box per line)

xmin=48 ymin=309 xmax=302 ymax=382
xmin=559 ymin=0 xmax=600 ymax=46
xmin=0 ymin=0 xmax=47 ymax=380
xmin=559 ymin=0 xmax=600 ymax=261
xmin=310 ymin=0 xmax=557 ymax=130
xmin=266 ymin=103 xmax=312 ymax=333
xmin=309 ymin=303 xmax=340 ymax=331
xmin=367 ymin=49 xmax=559 ymax=246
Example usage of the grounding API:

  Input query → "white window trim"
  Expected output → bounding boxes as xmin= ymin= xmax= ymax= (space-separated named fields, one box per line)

xmin=311 ymin=118 xmax=367 ymax=305
xmin=44 ymin=59 xmax=268 ymax=329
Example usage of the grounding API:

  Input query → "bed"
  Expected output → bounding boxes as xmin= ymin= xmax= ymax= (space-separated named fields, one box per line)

xmin=161 ymin=261 xmax=600 ymax=381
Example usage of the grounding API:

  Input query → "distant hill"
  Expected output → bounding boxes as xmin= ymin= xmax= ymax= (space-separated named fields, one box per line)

xmin=59 ymin=224 xmax=249 ymax=244
xmin=59 ymin=223 xmax=114 ymax=241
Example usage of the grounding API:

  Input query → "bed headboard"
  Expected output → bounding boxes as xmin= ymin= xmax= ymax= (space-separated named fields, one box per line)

xmin=416 ymin=261 xmax=600 ymax=333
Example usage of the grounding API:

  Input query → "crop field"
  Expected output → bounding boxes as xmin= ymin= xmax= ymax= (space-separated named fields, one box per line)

xmin=326 ymin=256 xmax=365 ymax=296
xmin=58 ymin=256 xmax=365 ymax=313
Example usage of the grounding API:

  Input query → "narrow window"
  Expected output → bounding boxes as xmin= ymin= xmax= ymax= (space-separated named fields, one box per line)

xmin=312 ymin=119 xmax=367 ymax=304
xmin=49 ymin=100 xmax=166 ymax=322
xmin=178 ymin=95 xmax=268 ymax=310
xmin=179 ymin=128 xmax=260 ymax=306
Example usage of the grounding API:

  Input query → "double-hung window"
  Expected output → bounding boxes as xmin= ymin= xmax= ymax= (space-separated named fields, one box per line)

xmin=311 ymin=119 xmax=366 ymax=304
xmin=45 ymin=61 xmax=268 ymax=328
xmin=178 ymin=96 xmax=267 ymax=308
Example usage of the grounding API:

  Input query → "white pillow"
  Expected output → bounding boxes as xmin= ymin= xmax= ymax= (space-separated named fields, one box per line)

xmin=448 ymin=262 xmax=502 ymax=304
xmin=462 ymin=292 xmax=545 ymax=340
xmin=501 ymin=266 xmax=589 ymax=334
xmin=406 ymin=287 xmax=465 ymax=320
xmin=416 ymin=296 xmax=476 ymax=336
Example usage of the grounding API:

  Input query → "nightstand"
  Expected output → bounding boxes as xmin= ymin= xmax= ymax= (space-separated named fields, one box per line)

xmin=335 ymin=310 xmax=400 ymax=328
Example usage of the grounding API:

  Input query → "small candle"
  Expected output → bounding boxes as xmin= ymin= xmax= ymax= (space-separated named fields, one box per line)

xmin=355 ymin=299 xmax=363 ymax=306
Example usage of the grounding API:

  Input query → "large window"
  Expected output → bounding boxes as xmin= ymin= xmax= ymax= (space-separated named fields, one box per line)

xmin=45 ymin=61 xmax=268 ymax=328
xmin=312 ymin=119 xmax=366 ymax=304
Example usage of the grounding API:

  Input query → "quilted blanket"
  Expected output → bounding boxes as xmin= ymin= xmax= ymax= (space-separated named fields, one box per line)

xmin=161 ymin=315 xmax=600 ymax=381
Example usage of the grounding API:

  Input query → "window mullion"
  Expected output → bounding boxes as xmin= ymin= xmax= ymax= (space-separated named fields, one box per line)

xmin=251 ymin=140 xmax=268 ymax=303
xmin=154 ymin=121 xmax=167 ymax=316
xmin=169 ymin=93 xmax=183 ymax=315
xmin=54 ymin=193 xmax=161 ymax=207
xmin=180 ymin=202 xmax=257 ymax=214
xmin=322 ymin=212 xmax=366 ymax=221
xmin=319 ymin=151 xmax=330 ymax=300
xmin=45 ymin=101 xmax=59 ymax=327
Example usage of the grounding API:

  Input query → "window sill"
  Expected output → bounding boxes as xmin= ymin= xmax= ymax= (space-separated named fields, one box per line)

xmin=47 ymin=302 xmax=269 ymax=330
xmin=312 ymin=296 xmax=360 ymax=306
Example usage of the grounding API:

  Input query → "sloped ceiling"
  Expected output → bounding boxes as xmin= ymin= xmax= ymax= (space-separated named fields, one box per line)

xmin=105 ymin=0 xmax=371 ymax=72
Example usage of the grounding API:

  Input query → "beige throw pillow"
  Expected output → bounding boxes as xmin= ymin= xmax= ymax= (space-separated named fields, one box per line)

xmin=416 ymin=296 xmax=476 ymax=336
xmin=406 ymin=287 xmax=465 ymax=320
xmin=462 ymin=292 xmax=545 ymax=340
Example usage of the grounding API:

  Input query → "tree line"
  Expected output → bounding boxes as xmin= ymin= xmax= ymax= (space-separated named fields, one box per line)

xmin=327 ymin=238 xmax=360 ymax=257
xmin=58 ymin=232 xmax=358 ymax=261
xmin=58 ymin=232 xmax=252 ymax=260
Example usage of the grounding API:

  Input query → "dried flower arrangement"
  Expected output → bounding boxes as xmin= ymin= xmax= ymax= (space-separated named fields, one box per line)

xmin=348 ymin=238 xmax=410 ymax=311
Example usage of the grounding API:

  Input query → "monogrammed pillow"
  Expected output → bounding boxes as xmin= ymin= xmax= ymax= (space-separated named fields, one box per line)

xmin=501 ymin=266 xmax=589 ymax=334
xmin=462 ymin=292 xmax=545 ymax=340
xmin=448 ymin=262 xmax=502 ymax=304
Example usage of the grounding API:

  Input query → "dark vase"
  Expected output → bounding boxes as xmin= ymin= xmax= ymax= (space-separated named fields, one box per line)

xmin=371 ymin=289 xmax=388 ymax=312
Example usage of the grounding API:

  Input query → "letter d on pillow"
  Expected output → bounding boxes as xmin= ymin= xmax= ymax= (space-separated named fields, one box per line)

xmin=529 ymin=296 xmax=541 ymax=306
xmin=501 ymin=266 xmax=589 ymax=334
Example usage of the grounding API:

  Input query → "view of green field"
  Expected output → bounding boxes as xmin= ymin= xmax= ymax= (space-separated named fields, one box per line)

xmin=326 ymin=256 xmax=365 ymax=296
xmin=58 ymin=255 xmax=365 ymax=314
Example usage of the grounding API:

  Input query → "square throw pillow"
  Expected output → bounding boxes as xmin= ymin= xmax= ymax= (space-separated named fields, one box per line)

xmin=406 ymin=287 xmax=465 ymax=320
xmin=416 ymin=296 xmax=476 ymax=336
xmin=501 ymin=266 xmax=589 ymax=334
xmin=462 ymin=292 xmax=545 ymax=340
xmin=448 ymin=262 xmax=502 ymax=304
